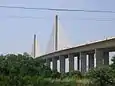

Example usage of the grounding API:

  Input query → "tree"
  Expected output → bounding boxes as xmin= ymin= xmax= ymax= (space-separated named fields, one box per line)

xmin=86 ymin=66 xmax=115 ymax=86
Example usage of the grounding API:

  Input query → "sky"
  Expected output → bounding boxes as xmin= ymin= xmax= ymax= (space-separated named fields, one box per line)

xmin=0 ymin=0 xmax=115 ymax=55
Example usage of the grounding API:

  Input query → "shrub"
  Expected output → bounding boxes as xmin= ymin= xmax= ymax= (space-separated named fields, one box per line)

xmin=69 ymin=71 xmax=83 ymax=79
xmin=51 ymin=70 xmax=61 ymax=79
xmin=86 ymin=66 xmax=115 ymax=86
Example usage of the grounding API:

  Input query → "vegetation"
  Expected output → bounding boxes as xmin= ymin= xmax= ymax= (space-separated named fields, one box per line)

xmin=0 ymin=53 xmax=115 ymax=86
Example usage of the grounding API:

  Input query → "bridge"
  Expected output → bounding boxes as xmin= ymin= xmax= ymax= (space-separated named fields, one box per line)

xmin=35 ymin=15 xmax=115 ymax=73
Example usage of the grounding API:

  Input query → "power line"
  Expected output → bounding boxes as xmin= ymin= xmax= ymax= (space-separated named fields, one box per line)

xmin=3 ymin=15 xmax=115 ymax=21
xmin=8 ymin=16 xmax=47 ymax=19
xmin=0 ymin=5 xmax=115 ymax=13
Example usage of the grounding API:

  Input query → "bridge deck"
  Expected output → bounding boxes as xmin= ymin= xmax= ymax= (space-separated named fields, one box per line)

xmin=39 ymin=37 xmax=115 ymax=59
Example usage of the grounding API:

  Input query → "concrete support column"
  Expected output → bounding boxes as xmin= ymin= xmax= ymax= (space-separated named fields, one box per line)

xmin=77 ymin=56 xmax=80 ymax=71
xmin=88 ymin=53 xmax=94 ymax=70
xmin=69 ymin=54 xmax=74 ymax=72
xmin=80 ymin=52 xmax=87 ymax=73
xmin=59 ymin=56 xmax=65 ymax=74
xmin=52 ymin=58 xmax=57 ymax=71
xmin=103 ymin=52 xmax=109 ymax=65
xmin=95 ymin=49 xmax=104 ymax=67
xmin=46 ymin=59 xmax=50 ymax=68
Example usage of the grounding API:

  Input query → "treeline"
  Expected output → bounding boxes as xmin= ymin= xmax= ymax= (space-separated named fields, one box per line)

xmin=0 ymin=53 xmax=115 ymax=86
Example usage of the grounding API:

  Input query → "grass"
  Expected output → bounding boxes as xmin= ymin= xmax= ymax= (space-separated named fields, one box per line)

xmin=42 ymin=78 xmax=95 ymax=86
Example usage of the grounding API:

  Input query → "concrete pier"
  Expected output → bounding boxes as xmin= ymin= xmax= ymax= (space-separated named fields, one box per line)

xmin=69 ymin=54 xmax=74 ymax=72
xmin=95 ymin=49 xmax=104 ymax=67
xmin=88 ymin=53 xmax=94 ymax=70
xmin=77 ymin=56 xmax=80 ymax=71
xmin=52 ymin=57 xmax=57 ymax=71
xmin=80 ymin=52 xmax=87 ymax=73
xmin=59 ymin=56 xmax=65 ymax=74
xmin=46 ymin=59 xmax=51 ymax=68
xmin=103 ymin=52 xmax=109 ymax=65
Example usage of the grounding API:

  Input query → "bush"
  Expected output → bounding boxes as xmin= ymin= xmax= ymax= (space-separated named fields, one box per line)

xmin=69 ymin=71 xmax=83 ymax=79
xmin=86 ymin=66 xmax=115 ymax=86
xmin=51 ymin=70 xmax=61 ymax=79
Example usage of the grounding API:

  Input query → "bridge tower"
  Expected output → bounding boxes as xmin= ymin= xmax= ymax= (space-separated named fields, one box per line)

xmin=31 ymin=34 xmax=40 ymax=58
xmin=46 ymin=15 xmax=72 ymax=72
xmin=33 ymin=34 xmax=36 ymax=57
xmin=55 ymin=15 xmax=58 ymax=51
xmin=46 ymin=15 xmax=71 ymax=53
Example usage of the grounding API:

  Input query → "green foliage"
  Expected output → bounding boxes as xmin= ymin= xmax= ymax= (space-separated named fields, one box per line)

xmin=2 ymin=53 xmax=115 ymax=85
xmin=50 ymin=70 xmax=61 ymax=79
xmin=0 ymin=53 xmax=55 ymax=85
xmin=0 ymin=53 xmax=89 ymax=85
xmin=0 ymin=53 xmax=52 ymax=77
xmin=69 ymin=71 xmax=83 ymax=79
xmin=86 ymin=66 xmax=115 ymax=86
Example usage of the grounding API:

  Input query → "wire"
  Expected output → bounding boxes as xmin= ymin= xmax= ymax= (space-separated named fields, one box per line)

xmin=8 ymin=16 xmax=47 ymax=19
xmin=0 ymin=5 xmax=115 ymax=13
xmin=2 ymin=15 xmax=115 ymax=21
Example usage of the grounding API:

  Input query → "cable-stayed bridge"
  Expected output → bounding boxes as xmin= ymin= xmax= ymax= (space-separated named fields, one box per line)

xmin=31 ymin=15 xmax=72 ymax=57
xmin=46 ymin=15 xmax=72 ymax=54
xmin=33 ymin=15 xmax=115 ymax=73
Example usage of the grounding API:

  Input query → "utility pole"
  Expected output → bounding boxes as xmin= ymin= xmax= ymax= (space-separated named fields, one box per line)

xmin=55 ymin=15 xmax=58 ymax=51
xmin=33 ymin=34 xmax=36 ymax=58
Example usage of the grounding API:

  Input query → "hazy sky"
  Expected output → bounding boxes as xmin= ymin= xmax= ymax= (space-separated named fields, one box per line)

xmin=0 ymin=0 xmax=115 ymax=55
